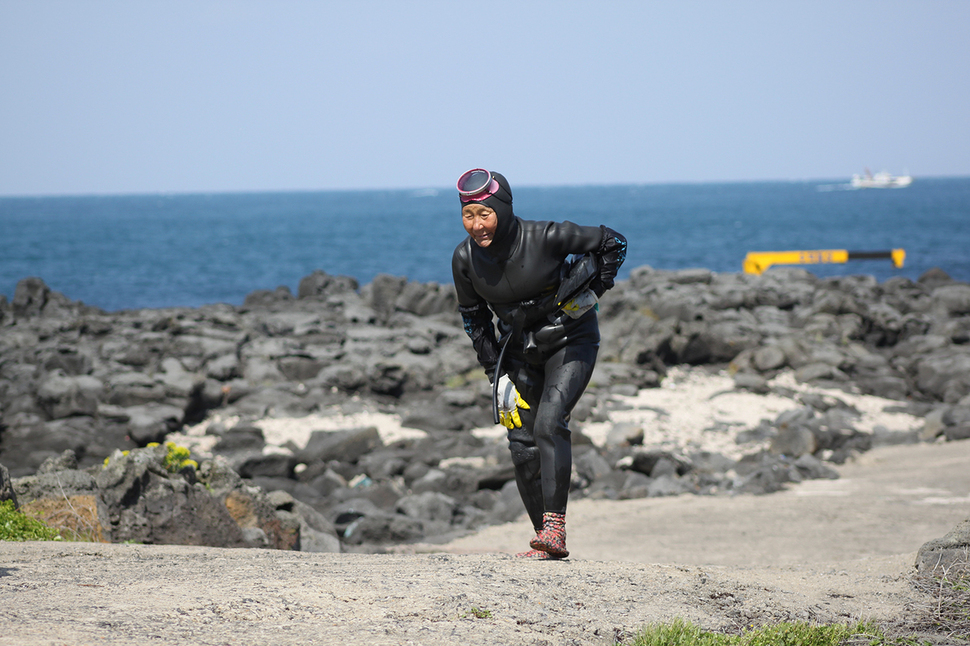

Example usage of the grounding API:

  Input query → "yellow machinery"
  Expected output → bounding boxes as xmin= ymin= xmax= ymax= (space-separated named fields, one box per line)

xmin=743 ymin=248 xmax=905 ymax=275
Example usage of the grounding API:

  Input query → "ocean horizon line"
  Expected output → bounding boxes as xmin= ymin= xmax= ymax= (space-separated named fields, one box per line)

xmin=2 ymin=174 xmax=967 ymax=201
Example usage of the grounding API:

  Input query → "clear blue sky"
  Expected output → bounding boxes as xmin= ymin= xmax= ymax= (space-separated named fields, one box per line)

xmin=2 ymin=1 xmax=968 ymax=196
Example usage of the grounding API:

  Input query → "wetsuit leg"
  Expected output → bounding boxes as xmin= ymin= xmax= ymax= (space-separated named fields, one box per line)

xmin=509 ymin=343 xmax=597 ymax=515
xmin=513 ymin=457 xmax=544 ymax=532
xmin=506 ymin=366 xmax=545 ymax=531
xmin=533 ymin=343 xmax=597 ymax=513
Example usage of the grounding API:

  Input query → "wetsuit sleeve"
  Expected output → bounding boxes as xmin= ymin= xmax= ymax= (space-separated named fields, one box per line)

xmin=457 ymin=302 xmax=500 ymax=380
xmin=452 ymin=244 xmax=501 ymax=380
xmin=540 ymin=220 xmax=627 ymax=298
xmin=591 ymin=226 xmax=627 ymax=297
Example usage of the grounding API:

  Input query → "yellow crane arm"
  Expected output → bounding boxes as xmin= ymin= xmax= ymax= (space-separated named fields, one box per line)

xmin=743 ymin=249 xmax=905 ymax=275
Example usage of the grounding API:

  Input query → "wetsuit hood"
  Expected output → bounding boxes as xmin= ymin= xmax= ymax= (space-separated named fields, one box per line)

xmin=460 ymin=171 xmax=519 ymax=258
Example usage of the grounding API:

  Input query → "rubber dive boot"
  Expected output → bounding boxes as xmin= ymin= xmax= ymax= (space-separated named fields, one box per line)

xmin=529 ymin=512 xmax=568 ymax=558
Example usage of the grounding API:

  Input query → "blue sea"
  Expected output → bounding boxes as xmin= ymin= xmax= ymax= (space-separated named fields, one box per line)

xmin=2 ymin=178 xmax=968 ymax=312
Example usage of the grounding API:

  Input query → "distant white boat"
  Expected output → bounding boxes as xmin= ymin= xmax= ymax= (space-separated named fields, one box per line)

xmin=851 ymin=168 xmax=913 ymax=189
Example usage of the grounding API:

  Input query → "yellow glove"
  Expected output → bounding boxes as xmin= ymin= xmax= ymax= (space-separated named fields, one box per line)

xmin=497 ymin=374 xmax=530 ymax=429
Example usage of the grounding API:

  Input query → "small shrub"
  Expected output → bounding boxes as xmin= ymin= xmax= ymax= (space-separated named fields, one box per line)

xmin=104 ymin=442 xmax=196 ymax=475
xmin=163 ymin=442 xmax=196 ymax=474
xmin=911 ymin=561 xmax=970 ymax=643
xmin=0 ymin=500 xmax=62 ymax=541
xmin=20 ymin=496 xmax=103 ymax=542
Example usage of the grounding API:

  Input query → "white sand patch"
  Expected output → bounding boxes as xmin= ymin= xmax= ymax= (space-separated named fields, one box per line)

xmin=470 ymin=426 xmax=507 ymax=441
xmin=577 ymin=366 xmax=922 ymax=459
xmin=168 ymin=367 xmax=922 ymax=462
xmin=247 ymin=410 xmax=427 ymax=448
xmin=579 ymin=367 xmax=789 ymax=458
xmin=171 ymin=403 xmax=427 ymax=459
xmin=769 ymin=370 xmax=923 ymax=434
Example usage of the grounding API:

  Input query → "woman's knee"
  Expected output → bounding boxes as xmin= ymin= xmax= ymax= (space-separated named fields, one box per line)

xmin=533 ymin=405 xmax=570 ymax=441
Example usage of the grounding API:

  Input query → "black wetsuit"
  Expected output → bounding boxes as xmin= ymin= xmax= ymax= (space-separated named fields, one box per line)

xmin=452 ymin=179 xmax=626 ymax=530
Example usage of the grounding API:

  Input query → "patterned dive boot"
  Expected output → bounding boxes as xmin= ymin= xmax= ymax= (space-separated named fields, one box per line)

xmin=516 ymin=527 xmax=557 ymax=558
xmin=529 ymin=512 xmax=568 ymax=558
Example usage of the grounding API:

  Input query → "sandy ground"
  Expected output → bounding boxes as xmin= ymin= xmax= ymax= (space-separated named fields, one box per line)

xmin=2 ymin=369 xmax=969 ymax=645
xmin=437 ymin=440 xmax=970 ymax=567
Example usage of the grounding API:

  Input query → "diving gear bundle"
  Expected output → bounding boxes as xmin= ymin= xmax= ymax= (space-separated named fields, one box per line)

xmin=556 ymin=253 xmax=599 ymax=319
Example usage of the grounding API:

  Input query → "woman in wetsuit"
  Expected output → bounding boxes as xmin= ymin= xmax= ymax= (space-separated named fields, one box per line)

xmin=451 ymin=169 xmax=626 ymax=558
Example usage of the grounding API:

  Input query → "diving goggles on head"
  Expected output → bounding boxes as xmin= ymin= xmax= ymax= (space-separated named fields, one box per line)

xmin=457 ymin=168 xmax=500 ymax=203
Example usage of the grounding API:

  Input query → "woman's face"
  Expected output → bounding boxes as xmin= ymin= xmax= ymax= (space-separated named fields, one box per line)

xmin=462 ymin=204 xmax=499 ymax=248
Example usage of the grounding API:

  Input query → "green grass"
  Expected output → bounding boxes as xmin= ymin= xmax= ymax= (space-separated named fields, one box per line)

xmin=0 ymin=499 xmax=62 ymax=541
xmin=624 ymin=618 xmax=919 ymax=646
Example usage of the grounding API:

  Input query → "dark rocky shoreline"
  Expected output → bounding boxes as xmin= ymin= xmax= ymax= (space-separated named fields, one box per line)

xmin=2 ymin=265 xmax=969 ymax=553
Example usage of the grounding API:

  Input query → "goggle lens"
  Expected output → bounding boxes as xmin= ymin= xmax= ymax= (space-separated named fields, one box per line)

xmin=457 ymin=169 xmax=493 ymax=197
